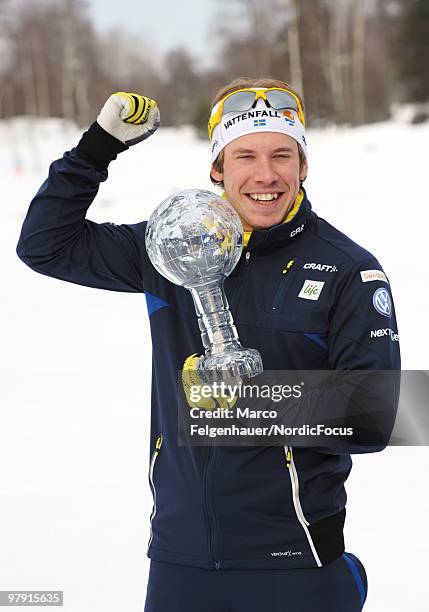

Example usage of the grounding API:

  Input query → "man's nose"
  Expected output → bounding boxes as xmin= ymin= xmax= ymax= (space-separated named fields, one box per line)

xmin=253 ymin=158 xmax=277 ymax=184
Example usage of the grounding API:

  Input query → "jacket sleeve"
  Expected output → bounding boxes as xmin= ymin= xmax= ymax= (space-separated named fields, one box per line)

xmin=16 ymin=122 xmax=148 ymax=293
xmin=328 ymin=258 xmax=400 ymax=371
xmin=293 ymin=257 xmax=401 ymax=454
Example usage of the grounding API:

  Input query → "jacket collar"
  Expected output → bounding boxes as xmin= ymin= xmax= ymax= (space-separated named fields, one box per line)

xmin=245 ymin=187 xmax=315 ymax=253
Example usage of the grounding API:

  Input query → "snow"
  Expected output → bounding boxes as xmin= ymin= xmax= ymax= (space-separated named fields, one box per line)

xmin=1 ymin=116 xmax=428 ymax=610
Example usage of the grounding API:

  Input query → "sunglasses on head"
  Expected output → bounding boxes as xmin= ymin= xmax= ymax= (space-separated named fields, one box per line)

xmin=208 ymin=87 xmax=306 ymax=139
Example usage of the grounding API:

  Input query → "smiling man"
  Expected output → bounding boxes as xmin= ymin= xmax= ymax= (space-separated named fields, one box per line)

xmin=213 ymin=132 xmax=307 ymax=230
xmin=209 ymin=84 xmax=308 ymax=233
xmin=17 ymin=77 xmax=400 ymax=612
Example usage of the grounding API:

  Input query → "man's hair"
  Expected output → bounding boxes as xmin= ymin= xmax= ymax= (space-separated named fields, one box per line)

xmin=209 ymin=77 xmax=306 ymax=188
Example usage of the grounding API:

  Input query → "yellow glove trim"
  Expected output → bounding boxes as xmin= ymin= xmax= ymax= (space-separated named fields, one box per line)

xmin=182 ymin=354 xmax=215 ymax=410
xmin=182 ymin=353 xmax=238 ymax=410
xmin=113 ymin=92 xmax=157 ymax=125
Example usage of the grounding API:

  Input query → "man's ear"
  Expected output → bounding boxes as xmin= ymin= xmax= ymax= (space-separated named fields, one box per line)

xmin=210 ymin=163 xmax=223 ymax=183
xmin=299 ymin=158 xmax=308 ymax=182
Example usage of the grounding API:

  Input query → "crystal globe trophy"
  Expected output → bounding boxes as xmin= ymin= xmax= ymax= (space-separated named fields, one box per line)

xmin=145 ymin=189 xmax=263 ymax=379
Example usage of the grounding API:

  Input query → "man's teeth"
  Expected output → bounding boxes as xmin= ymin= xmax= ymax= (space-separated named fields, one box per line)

xmin=248 ymin=193 xmax=280 ymax=201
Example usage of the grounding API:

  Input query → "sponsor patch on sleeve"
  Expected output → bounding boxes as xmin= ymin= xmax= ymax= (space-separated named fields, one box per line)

xmin=360 ymin=269 xmax=388 ymax=283
xmin=372 ymin=287 xmax=392 ymax=317
xmin=370 ymin=328 xmax=399 ymax=342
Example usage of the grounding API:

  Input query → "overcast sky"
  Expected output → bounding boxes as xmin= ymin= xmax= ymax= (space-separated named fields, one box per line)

xmin=87 ymin=0 xmax=218 ymax=67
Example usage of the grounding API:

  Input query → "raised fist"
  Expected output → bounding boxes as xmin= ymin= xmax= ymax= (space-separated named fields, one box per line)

xmin=97 ymin=92 xmax=160 ymax=146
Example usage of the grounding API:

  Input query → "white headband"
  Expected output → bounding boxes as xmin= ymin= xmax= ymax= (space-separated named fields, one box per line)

xmin=210 ymin=98 xmax=308 ymax=163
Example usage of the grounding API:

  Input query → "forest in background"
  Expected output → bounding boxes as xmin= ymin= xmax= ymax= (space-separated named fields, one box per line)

xmin=0 ymin=0 xmax=427 ymax=135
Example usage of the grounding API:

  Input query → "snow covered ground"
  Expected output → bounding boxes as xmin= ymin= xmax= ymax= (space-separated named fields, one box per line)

xmin=1 ymin=116 xmax=428 ymax=611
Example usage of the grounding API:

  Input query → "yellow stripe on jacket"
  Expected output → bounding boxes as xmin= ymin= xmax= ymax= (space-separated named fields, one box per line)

xmin=221 ymin=190 xmax=304 ymax=247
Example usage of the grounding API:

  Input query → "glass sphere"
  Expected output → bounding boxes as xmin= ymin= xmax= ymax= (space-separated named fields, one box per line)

xmin=145 ymin=189 xmax=243 ymax=287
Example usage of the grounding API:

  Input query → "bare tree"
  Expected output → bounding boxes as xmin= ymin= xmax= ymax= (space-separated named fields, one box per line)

xmin=162 ymin=47 xmax=200 ymax=125
xmin=30 ymin=22 xmax=51 ymax=117
xmin=0 ymin=0 xmax=12 ymax=116
xmin=302 ymin=0 xmax=334 ymax=120
xmin=351 ymin=0 xmax=366 ymax=124
xmin=61 ymin=19 xmax=75 ymax=120
xmin=18 ymin=9 xmax=38 ymax=116
xmin=326 ymin=1 xmax=349 ymax=123
xmin=286 ymin=0 xmax=304 ymax=96
xmin=215 ymin=0 xmax=283 ymax=78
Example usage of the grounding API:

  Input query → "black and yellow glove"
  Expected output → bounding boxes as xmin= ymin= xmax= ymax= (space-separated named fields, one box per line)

xmin=76 ymin=91 xmax=160 ymax=170
xmin=182 ymin=353 xmax=238 ymax=411
xmin=97 ymin=91 xmax=160 ymax=146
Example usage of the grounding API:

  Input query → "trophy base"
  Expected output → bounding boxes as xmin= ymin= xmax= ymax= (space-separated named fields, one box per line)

xmin=198 ymin=348 xmax=263 ymax=381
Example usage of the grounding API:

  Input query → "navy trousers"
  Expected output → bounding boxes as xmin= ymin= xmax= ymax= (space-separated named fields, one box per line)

xmin=144 ymin=552 xmax=368 ymax=612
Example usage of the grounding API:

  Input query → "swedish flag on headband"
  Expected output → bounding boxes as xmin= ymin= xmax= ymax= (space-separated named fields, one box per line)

xmin=253 ymin=119 xmax=266 ymax=127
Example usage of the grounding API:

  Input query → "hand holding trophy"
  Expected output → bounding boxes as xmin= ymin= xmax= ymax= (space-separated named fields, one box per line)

xmin=145 ymin=189 xmax=263 ymax=380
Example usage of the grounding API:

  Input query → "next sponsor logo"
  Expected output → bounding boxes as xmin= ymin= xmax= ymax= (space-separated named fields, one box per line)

xmin=304 ymin=263 xmax=338 ymax=273
xmin=370 ymin=328 xmax=399 ymax=342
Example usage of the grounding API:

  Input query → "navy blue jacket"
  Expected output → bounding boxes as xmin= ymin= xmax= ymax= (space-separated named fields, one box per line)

xmin=16 ymin=125 xmax=400 ymax=571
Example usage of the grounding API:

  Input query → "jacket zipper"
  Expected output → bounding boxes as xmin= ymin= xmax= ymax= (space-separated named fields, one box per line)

xmin=200 ymin=252 xmax=252 ymax=571
xmin=228 ymin=250 xmax=252 ymax=315
xmin=202 ymin=445 xmax=221 ymax=569
xmin=285 ymin=446 xmax=322 ymax=567
xmin=147 ymin=434 xmax=163 ymax=551
xmin=285 ymin=446 xmax=308 ymax=525
xmin=272 ymin=258 xmax=297 ymax=311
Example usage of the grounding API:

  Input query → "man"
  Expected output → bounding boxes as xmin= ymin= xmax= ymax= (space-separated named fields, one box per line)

xmin=17 ymin=78 xmax=400 ymax=611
